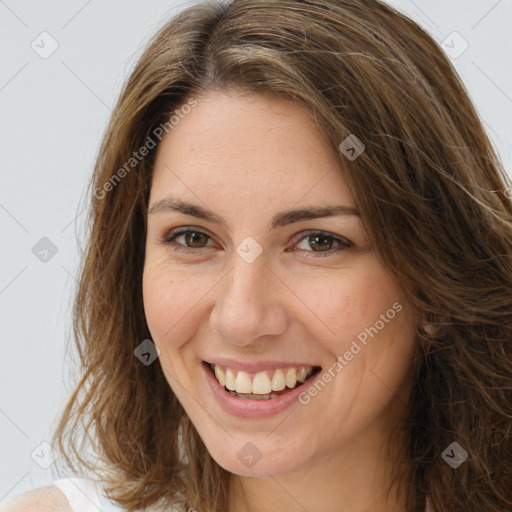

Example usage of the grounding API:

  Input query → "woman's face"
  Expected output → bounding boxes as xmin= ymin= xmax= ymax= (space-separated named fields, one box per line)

xmin=143 ymin=90 xmax=418 ymax=478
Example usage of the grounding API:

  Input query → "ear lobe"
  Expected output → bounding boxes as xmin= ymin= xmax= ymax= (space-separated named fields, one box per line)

xmin=422 ymin=313 xmax=437 ymax=336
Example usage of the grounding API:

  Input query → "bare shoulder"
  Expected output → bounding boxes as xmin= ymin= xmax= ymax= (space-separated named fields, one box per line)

xmin=0 ymin=486 xmax=72 ymax=512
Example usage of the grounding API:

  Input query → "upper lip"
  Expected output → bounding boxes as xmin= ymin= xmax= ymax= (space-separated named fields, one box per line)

xmin=203 ymin=358 xmax=321 ymax=373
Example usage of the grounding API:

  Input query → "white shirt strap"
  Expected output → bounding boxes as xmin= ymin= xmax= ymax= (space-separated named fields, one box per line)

xmin=53 ymin=478 xmax=102 ymax=512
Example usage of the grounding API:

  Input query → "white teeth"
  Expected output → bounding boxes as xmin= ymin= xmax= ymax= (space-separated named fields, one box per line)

xmin=211 ymin=364 xmax=315 ymax=395
xmin=271 ymin=369 xmax=286 ymax=391
xmin=252 ymin=371 xmax=272 ymax=394
xmin=214 ymin=365 xmax=226 ymax=387
xmin=297 ymin=366 xmax=312 ymax=383
xmin=285 ymin=368 xmax=297 ymax=388
xmin=296 ymin=367 xmax=307 ymax=383
xmin=225 ymin=368 xmax=236 ymax=391
xmin=234 ymin=371 xmax=253 ymax=394
xmin=229 ymin=391 xmax=279 ymax=400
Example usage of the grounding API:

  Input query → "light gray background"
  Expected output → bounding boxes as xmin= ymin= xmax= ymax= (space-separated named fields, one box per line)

xmin=1 ymin=0 xmax=511 ymax=501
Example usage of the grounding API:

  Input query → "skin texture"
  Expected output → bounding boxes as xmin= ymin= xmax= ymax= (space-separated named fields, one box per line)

xmin=142 ymin=90 xmax=419 ymax=512
xmin=1 ymin=486 xmax=72 ymax=512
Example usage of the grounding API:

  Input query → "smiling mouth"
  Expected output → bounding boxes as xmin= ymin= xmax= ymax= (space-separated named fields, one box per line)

xmin=206 ymin=362 xmax=322 ymax=400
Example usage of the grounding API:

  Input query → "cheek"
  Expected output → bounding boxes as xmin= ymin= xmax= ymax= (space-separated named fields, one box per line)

xmin=142 ymin=264 xmax=202 ymax=350
xmin=142 ymin=266 xmax=209 ymax=400
xmin=295 ymin=261 xmax=407 ymax=352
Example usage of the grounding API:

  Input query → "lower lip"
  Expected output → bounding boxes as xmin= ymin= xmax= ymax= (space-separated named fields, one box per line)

xmin=202 ymin=362 xmax=317 ymax=419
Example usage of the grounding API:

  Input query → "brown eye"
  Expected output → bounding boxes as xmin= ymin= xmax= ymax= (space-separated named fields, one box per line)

xmin=308 ymin=234 xmax=335 ymax=252
xmin=162 ymin=228 xmax=215 ymax=254
xmin=293 ymin=231 xmax=352 ymax=258
xmin=183 ymin=231 xmax=209 ymax=248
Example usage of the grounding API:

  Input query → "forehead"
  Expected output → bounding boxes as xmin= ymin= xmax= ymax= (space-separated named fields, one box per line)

xmin=149 ymin=91 xmax=355 ymax=212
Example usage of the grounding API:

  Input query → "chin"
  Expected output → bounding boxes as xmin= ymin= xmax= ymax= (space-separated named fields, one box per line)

xmin=203 ymin=432 xmax=313 ymax=478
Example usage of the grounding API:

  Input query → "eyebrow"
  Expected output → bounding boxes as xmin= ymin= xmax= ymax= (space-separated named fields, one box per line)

xmin=148 ymin=197 xmax=360 ymax=230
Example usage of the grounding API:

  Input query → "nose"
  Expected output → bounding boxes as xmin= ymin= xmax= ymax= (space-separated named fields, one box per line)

xmin=209 ymin=252 xmax=288 ymax=347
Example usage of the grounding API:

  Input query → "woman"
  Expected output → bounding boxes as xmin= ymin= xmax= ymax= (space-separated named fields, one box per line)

xmin=5 ymin=0 xmax=512 ymax=511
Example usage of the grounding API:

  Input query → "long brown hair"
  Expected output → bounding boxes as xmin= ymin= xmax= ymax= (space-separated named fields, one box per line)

xmin=52 ymin=1 xmax=512 ymax=510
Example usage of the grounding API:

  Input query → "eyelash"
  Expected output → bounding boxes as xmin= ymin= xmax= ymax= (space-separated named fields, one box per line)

xmin=160 ymin=227 xmax=352 ymax=258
